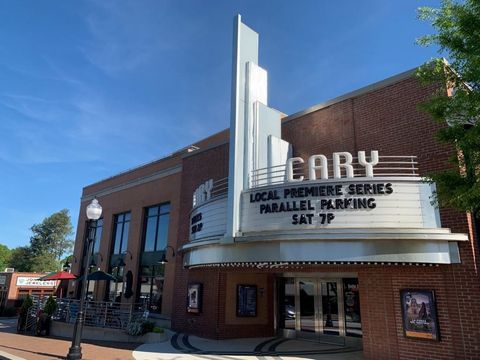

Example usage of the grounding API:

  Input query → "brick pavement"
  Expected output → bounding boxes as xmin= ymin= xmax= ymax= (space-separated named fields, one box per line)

xmin=0 ymin=318 xmax=134 ymax=360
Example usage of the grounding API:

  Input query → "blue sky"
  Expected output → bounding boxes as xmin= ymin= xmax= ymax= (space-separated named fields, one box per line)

xmin=0 ymin=0 xmax=441 ymax=249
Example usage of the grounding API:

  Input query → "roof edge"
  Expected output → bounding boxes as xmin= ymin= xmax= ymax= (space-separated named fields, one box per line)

xmin=283 ymin=67 xmax=418 ymax=123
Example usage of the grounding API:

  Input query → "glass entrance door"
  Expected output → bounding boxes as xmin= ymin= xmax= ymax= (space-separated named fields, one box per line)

xmin=299 ymin=279 xmax=317 ymax=333
xmin=278 ymin=277 xmax=359 ymax=338
xmin=321 ymin=281 xmax=340 ymax=335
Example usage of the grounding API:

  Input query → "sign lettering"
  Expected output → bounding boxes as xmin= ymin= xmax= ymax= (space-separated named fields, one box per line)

xmin=191 ymin=212 xmax=203 ymax=234
xmin=249 ymin=182 xmax=393 ymax=226
xmin=192 ymin=179 xmax=214 ymax=207
xmin=16 ymin=277 xmax=57 ymax=287
xmin=286 ymin=150 xmax=379 ymax=182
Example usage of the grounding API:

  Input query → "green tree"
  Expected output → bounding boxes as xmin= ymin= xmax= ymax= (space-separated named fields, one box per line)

xmin=0 ymin=244 xmax=11 ymax=271
xmin=30 ymin=209 xmax=74 ymax=263
xmin=30 ymin=251 xmax=60 ymax=273
xmin=417 ymin=1 xmax=480 ymax=223
xmin=9 ymin=247 xmax=61 ymax=273
xmin=7 ymin=210 xmax=74 ymax=273
xmin=8 ymin=246 xmax=33 ymax=272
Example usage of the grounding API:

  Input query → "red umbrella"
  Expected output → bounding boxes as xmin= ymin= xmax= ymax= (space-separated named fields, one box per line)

xmin=39 ymin=271 xmax=77 ymax=299
xmin=41 ymin=271 xmax=77 ymax=281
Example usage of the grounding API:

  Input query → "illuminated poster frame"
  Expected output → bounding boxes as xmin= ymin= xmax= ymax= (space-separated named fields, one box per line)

xmin=187 ymin=283 xmax=202 ymax=314
xmin=400 ymin=289 xmax=440 ymax=341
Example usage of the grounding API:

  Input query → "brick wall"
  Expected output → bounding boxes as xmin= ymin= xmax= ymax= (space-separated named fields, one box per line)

xmin=171 ymin=74 xmax=480 ymax=358
xmin=171 ymin=143 xmax=229 ymax=337
xmin=72 ymin=171 xmax=182 ymax=315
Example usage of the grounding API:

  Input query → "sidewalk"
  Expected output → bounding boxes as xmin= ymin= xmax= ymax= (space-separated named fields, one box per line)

xmin=133 ymin=331 xmax=364 ymax=360
xmin=1 ymin=317 xmax=364 ymax=360
xmin=0 ymin=317 xmax=135 ymax=360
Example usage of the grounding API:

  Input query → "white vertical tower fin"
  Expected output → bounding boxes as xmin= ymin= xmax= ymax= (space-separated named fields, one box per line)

xmin=225 ymin=15 xmax=291 ymax=240
xmin=225 ymin=15 xmax=259 ymax=240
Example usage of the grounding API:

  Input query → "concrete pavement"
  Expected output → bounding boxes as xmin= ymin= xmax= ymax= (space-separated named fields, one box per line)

xmin=1 ymin=317 xmax=363 ymax=360
xmin=133 ymin=331 xmax=364 ymax=360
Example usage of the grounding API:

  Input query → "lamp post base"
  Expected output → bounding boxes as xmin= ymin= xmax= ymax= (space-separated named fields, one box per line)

xmin=66 ymin=346 xmax=82 ymax=360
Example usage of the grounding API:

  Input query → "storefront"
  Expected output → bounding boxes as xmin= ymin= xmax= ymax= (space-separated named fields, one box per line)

xmin=277 ymin=276 xmax=361 ymax=340
xmin=0 ymin=272 xmax=57 ymax=309
xmin=72 ymin=16 xmax=479 ymax=359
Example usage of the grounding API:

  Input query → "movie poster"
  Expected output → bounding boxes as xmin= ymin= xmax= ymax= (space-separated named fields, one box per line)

xmin=400 ymin=289 xmax=439 ymax=340
xmin=187 ymin=283 xmax=202 ymax=313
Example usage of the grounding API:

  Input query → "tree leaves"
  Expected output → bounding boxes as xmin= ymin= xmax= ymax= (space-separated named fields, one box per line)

xmin=417 ymin=0 xmax=480 ymax=216
xmin=7 ymin=209 xmax=74 ymax=273
xmin=0 ymin=244 xmax=11 ymax=271
xmin=30 ymin=209 xmax=74 ymax=262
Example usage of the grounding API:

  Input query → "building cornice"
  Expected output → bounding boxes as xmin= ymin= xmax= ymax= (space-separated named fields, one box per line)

xmin=81 ymin=164 xmax=182 ymax=201
xmin=283 ymin=67 xmax=417 ymax=123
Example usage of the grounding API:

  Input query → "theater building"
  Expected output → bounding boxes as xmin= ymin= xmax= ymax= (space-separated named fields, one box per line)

xmin=71 ymin=16 xmax=479 ymax=359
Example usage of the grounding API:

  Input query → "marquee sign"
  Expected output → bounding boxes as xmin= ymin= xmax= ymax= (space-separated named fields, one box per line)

xmin=183 ymin=17 xmax=467 ymax=266
xmin=240 ymin=178 xmax=437 ymax=232
xmin=189 ymin=151 xmax=439 ymax=241
xmin=190 ymin=197 xmax=227 ymax=242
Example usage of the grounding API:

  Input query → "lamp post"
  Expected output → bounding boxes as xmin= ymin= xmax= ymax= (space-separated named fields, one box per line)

xmin=63 ymin=256 xmax=78 ymax=272
xmin=66 ymin=198 xmax=102 ymax=360
xmin=158 ymin=245 xmax=176 ymax=264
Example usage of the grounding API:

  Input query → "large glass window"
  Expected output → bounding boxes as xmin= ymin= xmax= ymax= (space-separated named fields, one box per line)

xmin=112 ymin=212 xmax=130 ymax=255
xmin=344 ymin=278 xmax=362 ymax=337
xmin=81 ymin=219 xmax=103 ymax=267
xmin=92 ymin=218 xmax=103 ymax=254
xmin=77 ymin=219 xmax=103 ymax=300
xmin=137 ymin=265 xmax=165 ymax=313
xmin=107 ymin=265 xmax=125 ymax=302
xmin=143 ymin=204 xmax=170 ymax=252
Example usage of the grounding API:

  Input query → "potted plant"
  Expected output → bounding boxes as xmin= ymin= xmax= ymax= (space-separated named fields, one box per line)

xmin=125 ymin=318 xmax=155 ymax=336
xmin=16 ymin=295 xmax=33 ymax=332
xmin=36 ymin=296 xmax=57 ymax=336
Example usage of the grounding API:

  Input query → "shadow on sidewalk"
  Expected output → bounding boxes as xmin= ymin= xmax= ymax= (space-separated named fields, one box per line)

xmin=0 ymin=344 xmax=63 ymax=359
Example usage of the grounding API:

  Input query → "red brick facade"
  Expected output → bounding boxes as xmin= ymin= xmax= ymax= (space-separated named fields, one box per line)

xmin=170 ymin=74 xmax=480 ymax=359
xmin=75 ymin=71 xmax=480 ymax=359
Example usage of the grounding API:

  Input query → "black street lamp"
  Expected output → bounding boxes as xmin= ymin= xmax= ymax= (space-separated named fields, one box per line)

xmin=63 ymin=256 xmax=78 ymax=272
xmin=158 ymin=245 xmax=175 ymax=264
xmin=66 ymin=198 xmax=102 ymax=360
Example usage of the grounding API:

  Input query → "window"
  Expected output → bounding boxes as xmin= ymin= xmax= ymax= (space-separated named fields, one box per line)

xmin=137 ymin=265 xmax=165 ymax=313
xmin=143 ymin=204 xmax=170 ymax=252
xmin=107 ymin=265 xmax=125 ymax=302
xmin=81 ymin=219 xmax=103 ymax=267
xmin=77 ymin=219 xmax=103 ymax=300
xmin=92 ymin=218 xmax=103 ymax=254
xmin=112 ymin=212 xmax=131 ymax=255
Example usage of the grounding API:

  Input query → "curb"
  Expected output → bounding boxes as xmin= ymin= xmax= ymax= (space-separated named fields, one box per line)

xmin=0 ymin=350 xmax=26 ymax=360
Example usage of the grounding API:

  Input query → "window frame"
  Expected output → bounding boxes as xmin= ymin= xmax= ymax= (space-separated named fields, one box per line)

xmin=111 ymin=212 xmax=131 ymax=255
xmin=142 ymin=203 xmax=170 ymax=252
